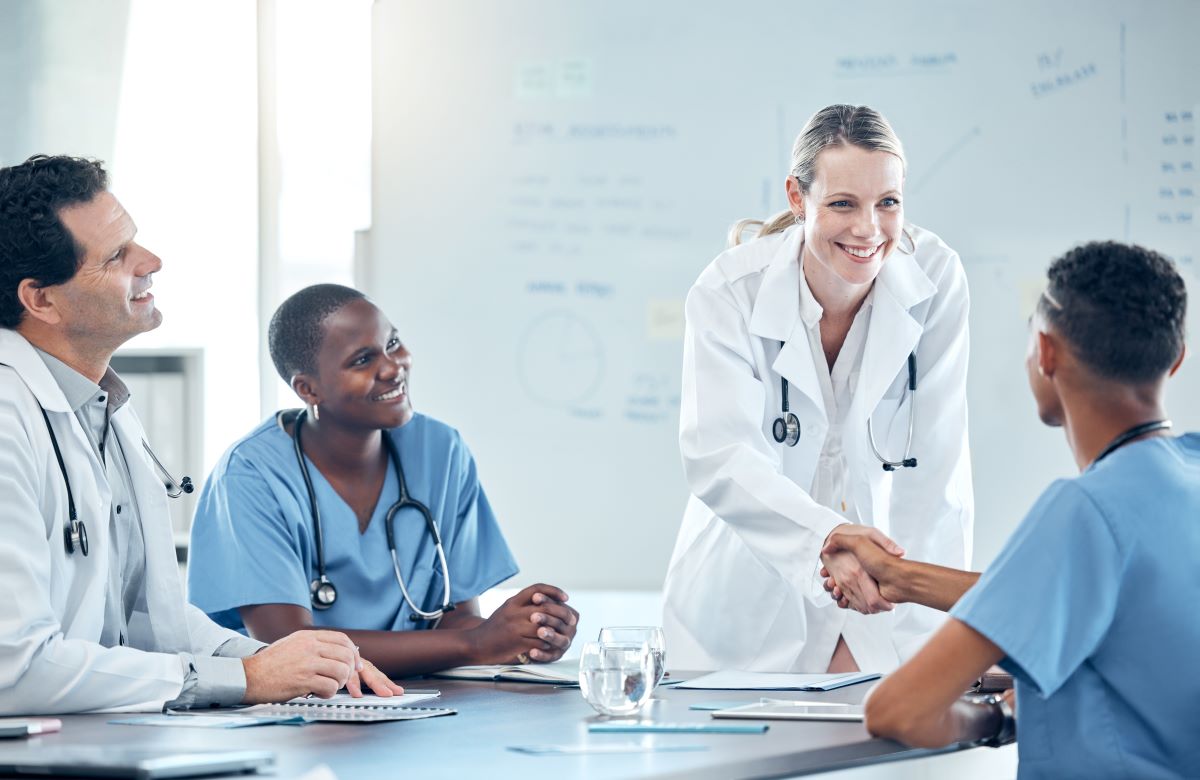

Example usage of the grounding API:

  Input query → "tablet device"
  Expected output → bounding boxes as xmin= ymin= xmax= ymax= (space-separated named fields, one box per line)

xmin=0 ymin=746 xmax=274 ymax=779
xmin=712 ymin=700 xmax=866 ymax=722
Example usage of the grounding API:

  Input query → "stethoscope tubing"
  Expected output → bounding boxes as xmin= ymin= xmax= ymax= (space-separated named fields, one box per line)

xmin=39 ymin=403 xmax=189 ymax=558
xmin=293 ymin=408 xmax=453 ymax=622
xmin=773 ymin=348 xmax=919 ymax=471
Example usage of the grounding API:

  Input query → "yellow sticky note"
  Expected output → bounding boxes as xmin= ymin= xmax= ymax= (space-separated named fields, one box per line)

xmin=647 ymin=299 xmax=685 ymax=341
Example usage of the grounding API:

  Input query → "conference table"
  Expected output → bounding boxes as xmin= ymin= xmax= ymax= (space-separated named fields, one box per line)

xmin=4 ymin=675 xmax=981 ymax=779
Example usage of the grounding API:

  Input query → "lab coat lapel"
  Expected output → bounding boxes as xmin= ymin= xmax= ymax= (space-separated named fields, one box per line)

xmin=110 ymin=406 xmax=191 ymax=653
xmin=0 ymin=329 xmax=73 ymax=412
xmin=749 ymin=226 xmax=827 ymax=422
xmin=0 ymin=330 xmax=113 ymax=548
xmin=848 ymin=249 xmax=936 ymax=454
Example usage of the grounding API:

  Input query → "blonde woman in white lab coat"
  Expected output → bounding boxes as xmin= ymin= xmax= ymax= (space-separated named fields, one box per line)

xmin=663 ymin=105 xmax=972 ymax=674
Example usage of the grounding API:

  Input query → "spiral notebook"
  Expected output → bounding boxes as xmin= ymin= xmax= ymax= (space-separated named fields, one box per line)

xmin=241 ymin=692 xmax=455 ymax=722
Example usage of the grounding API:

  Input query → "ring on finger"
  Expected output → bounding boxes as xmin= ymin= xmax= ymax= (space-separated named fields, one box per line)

xmin=516 ymin=652 xmax=530 ymax=665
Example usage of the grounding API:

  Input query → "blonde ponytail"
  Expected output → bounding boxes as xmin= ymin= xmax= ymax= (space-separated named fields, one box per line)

xmin=728 ymin=211 xmax=795 ymax=247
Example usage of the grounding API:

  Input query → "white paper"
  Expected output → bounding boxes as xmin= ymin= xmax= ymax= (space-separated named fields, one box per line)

xmin=674 ymin=671 xmax=879 ymax=691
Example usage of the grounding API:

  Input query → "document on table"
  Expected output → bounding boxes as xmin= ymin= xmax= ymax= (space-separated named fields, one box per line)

xmin=434 ymin=660 xmax=578 ymax=685
xmin=712 ymin=699 xmax=866 ymax=722
xmin=115 ymin=692 xmax=453 ymax=726
xmin=241 ymin=692 xmax=454 ymax=722
xmin=674 ymin=671 xmax=880 ymax=691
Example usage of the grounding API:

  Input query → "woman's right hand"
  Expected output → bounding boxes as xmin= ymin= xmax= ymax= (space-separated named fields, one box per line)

xmin=819 ymin=524 xmax=905 ymax=614
xmin=466 ymin=584 xmax=579 ymax=665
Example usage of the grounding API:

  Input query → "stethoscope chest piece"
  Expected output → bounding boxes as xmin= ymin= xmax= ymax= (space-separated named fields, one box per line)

xmin=772 ymin=343 xmax=802 ymax=447
xmin=310 ymin=575 xmax=338 ymax=610
xmin=772 ymin=412 xmax=801 ymax=447
xmin=64 ymin=518 xmax=88 ymax=557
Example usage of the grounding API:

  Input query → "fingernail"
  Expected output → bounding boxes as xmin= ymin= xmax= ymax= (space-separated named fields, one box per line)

xmin=532 ymin=613 xmax=543 ymax=623
xmin=357 ymin=661 xmax=364 ymax=671
xmin=540 ymin=628 xmax=551 ymax=639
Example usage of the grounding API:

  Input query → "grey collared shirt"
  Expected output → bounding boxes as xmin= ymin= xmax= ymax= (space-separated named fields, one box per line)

xmin=34 ymin=349 xmax=258 ymax=708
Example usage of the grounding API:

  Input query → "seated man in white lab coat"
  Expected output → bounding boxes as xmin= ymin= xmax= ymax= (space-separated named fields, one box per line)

xmin=0 ymin=155 xmax=403 ymax=714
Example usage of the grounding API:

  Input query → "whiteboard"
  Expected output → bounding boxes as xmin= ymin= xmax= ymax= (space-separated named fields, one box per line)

xmin=370 ymin=0 xmax=1200 ymax=589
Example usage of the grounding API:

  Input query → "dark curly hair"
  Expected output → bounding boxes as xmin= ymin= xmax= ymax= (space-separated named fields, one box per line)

xmin=268 ymin=283 xmax=368 ymax=384
xmin=1038 ymin=241 xmax=1187 ymax=382
xmin=0 ymin=155 xmax=109 ymax=328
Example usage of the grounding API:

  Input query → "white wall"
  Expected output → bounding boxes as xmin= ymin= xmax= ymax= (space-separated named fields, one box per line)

xmin=370 ymin=0 xmax=1200 ymax=589
xmin=1 ymin=0 xmax=260 ymax=493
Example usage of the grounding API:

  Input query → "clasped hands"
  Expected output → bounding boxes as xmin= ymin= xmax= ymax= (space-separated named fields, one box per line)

xmin=819 ymin=523 xmax=906 ymax=614
xmin=470 ymin=583 xmax=579 ymax=666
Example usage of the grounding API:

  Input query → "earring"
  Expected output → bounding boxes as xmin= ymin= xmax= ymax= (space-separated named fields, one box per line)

xmin=794 ymin=213 xmax=804 ymax=225
xmin=312 ymin=404 xmax=320 ymax=421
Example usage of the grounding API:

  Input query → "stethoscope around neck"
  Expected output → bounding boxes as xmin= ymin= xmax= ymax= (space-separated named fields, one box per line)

xmin=772 ymin=349 xmax=919 ymax=471
xmin=39 ymin=405 xmax=193 ymax=558
xmin=290 ymin=408 xmax=454 ymax=623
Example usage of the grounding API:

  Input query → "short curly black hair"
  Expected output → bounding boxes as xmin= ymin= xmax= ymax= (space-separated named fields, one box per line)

xmin=268 ymin=283 xmax=368 ymax=384
xmin=1038 ymin=241 xmax=1187 ymax=382
xmin=0 ymin=155 xmax=109 ymax=328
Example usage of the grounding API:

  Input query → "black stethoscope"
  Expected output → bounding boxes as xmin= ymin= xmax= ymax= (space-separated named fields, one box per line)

xmin=39 ymin=406 xmax=193 ymax=558
xmin=290 ymin=408 xmax=454 ymax=623
xmin=1091 ymin=419 xmax=1173 ymax=466
xmin=773 ymin=348 xmax=919 ymax=472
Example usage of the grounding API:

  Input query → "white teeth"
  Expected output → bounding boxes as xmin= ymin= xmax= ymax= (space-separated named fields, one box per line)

xmin=840 ymin=244 xmax=879 ymax=258
xmin=132 ymin=290 xmax=150 ymax=300
xmin=374 ymin=381 xmax=406 ymax=401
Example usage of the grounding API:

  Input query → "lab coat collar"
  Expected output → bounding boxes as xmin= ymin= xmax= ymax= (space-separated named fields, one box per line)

xmin=747 ymin=225 xmax=935 ymax=338
xmin=0 ymin=329 xmax=74 ymax=412
xmin=873 ymin=238 xmax=937 ymax=312
xmin=746 ymin=227 xmax=829 ymax=421
xmin=748 ymin=224 xmax=805 ymax=342
xmin=748 ymin=225 xmax=938 ymax=427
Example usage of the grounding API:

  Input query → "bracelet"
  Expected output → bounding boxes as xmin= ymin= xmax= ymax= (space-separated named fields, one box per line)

xmin=977 ymin=694 xmax=1016 ymax=748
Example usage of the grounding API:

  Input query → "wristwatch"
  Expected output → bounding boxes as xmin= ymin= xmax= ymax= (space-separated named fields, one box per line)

xmin=977 ymin=693 xmax=1017 ymax=748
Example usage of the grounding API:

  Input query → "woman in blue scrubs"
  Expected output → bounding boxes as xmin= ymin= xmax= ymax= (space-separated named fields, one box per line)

xmin=188 ymin=284 xmax=578 ymax=676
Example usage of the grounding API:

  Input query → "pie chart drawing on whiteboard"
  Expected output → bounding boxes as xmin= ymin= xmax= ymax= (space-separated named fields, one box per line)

xmin=517 ymin=310 xmax=606 ymax=407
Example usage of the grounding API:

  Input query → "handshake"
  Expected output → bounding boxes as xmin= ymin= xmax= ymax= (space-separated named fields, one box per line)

xmin=819 ymin=524 xmax=975 ymax=615
xmin=818 ymin=524 xmax=907 ymax=614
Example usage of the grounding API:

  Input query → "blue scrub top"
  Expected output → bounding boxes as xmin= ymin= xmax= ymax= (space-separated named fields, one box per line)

xmin=188 ymin=412 xmax=519 ymax=632
xmin=951 ymin=433 xmax=1200 ymax=780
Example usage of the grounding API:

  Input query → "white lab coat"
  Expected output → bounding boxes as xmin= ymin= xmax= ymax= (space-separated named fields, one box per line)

xmin=663 ymin=223 xmax=973 ymax=674
xmin=0 ymin=329 xmax=246 ymax=714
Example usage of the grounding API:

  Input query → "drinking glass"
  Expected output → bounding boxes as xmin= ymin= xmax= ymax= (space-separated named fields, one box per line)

xmin=578 ymin=641 xmax=654 ymax=717
xmin=597 ymin=626 xmax=666 ymax=687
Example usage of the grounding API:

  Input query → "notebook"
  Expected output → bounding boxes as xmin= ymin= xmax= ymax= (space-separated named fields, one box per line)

xmin=0 ymin=747 xmax=274 ymax=779
xmin=239 ymin=691 xmax=455 ymax=722
xmin=674 ymin=671 xmax=880 ymax=691
xmin=433 ymin=660 xmax=578 ymax=685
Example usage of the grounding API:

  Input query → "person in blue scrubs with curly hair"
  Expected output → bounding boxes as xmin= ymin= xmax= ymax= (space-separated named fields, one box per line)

xmin=188 ymin=284 xmax=578 ymax=676
xmin=824 ymin=241 xmax=1198 ymax=778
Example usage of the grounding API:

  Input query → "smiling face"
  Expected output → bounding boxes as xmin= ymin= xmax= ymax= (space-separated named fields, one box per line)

xmin=303 ymin=298 xmax=414 ymax=431
xmin=790 ymin=144 xmax=905 ymax=290
xmin=51 ymin=191 xmax=163 ymax=349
